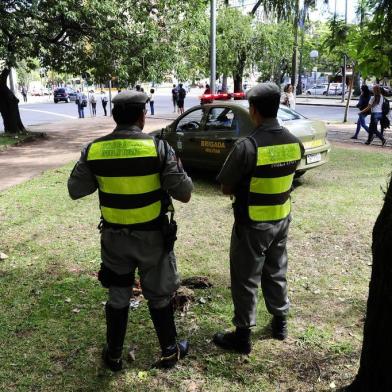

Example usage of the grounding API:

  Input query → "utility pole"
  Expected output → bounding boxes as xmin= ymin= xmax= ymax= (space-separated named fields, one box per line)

xmin=341 ymin=0 xmax=348 ymax=103
xmin=210 ymin=0 xmax=217 ymax=94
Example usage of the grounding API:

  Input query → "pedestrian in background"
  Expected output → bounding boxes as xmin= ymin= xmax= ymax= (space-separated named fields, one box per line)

xmin=148 ymin=88 xmax=155 ymax=115
xmin=68 ymin=91 xmax=193 ymax=371
xmin=89 ymin=91 xmax=97 ymax=117
xmin=351 ymin=85 xmax=371 ymax=139
xmin=362 ymin=85 xmax=386 ymax=146
xmin=213 ymin=83 xmax=304 ymax=354
xmin=177 ymin=83 xmax=186 ymax=114
xmin=171 ymin=84 xmax=178 ymax=113
xmin=101 ymin=91 xmax=108 ymax=116
xmin=75 ymin=90 xmax=85 ymax=118
xmin=21 ymin=86 xmax=28 ymax=102
xmin=282 ymin=84 xmax=295 ymax=109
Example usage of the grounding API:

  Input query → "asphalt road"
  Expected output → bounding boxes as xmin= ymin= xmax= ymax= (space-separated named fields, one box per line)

xmin=0 ymin=94 xmax=358 ymax=132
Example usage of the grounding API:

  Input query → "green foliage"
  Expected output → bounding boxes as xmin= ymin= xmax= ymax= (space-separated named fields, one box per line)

xmin=253 ymin=22 xmax=293 ymax=82
xmin=216 ymin=8 xmax=253 ymax=78
xmin=0 ymin=0 xmax=208 ymax=84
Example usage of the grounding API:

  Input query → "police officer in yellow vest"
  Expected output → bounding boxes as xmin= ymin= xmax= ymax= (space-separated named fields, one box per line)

xmin=68 ymin=91 xmax=193 ymax=370
xmin=213 ymin=83 xmax=304 ymax=354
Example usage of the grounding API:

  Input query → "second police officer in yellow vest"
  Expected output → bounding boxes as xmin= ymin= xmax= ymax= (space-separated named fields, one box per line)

xmin=214 ymin=82 xmax=304 ymax=354
xmin=68 ymin=91 xmax=193 ymax=370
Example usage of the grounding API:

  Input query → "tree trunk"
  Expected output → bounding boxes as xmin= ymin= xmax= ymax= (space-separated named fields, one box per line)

xmin=343 ymin=67 xmax=354 ymax=123
xmin=344 ymin=175 xmax=392 ymax=391
xmin=0 ymin=68 xmax=26 ymax=134
xmin=233 ymin=50 xmax=246 ymax=93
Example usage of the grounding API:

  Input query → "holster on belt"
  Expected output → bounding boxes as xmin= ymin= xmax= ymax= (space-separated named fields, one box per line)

xmin=162 ymin=199 xmax=177 ymax=252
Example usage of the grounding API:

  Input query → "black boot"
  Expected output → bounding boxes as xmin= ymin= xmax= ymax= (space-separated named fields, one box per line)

xmin=149 ymin=304 xmax=189 ymax=368
xmin=213 ymin=327 xmax=251 ymax=354
xmin=271 ymin=316 xmax=288 ymax=341
xmin=102 ymin=303 xmax=129 ymax=372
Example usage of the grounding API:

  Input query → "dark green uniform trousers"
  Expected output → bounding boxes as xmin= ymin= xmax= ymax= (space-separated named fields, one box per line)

xmin=230 ymin=216 xmax=291 ymax=328
xmin=101 ymin=227 xmax=180 ymax=310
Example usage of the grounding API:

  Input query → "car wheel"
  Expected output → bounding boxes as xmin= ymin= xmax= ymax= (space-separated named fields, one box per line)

xmin=322 ymin=91 xmax=327 ymax=95
xmin=306 ymin=91 xmax=311 ymax=95
xmin=54 ymin=100 xmax=58 ymax=103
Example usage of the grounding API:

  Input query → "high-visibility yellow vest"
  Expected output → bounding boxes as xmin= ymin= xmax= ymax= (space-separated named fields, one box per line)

xmin=86 ymin=136 xmax=163 ymax=227
xmin=248 ymin=142 xmax=302 ymax=222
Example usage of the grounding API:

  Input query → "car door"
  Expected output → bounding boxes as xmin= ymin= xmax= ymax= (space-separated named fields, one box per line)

xmin=169 ymin=108 xmax=207 ymax=167
xmin=195 ymin=106 xmax=239 ymax=170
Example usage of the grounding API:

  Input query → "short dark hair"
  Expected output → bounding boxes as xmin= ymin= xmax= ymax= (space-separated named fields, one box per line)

xmin=249 ymin=92 xmax=280 ymax=118
xmin=112 ymin=103 xmax=145 ymax=125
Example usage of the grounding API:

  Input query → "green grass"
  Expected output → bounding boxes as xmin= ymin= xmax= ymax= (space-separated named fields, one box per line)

xmin=0 ymin=146 xmax=391 ymax=391
xmin=0 ymin=133 xmax=42 ymax=151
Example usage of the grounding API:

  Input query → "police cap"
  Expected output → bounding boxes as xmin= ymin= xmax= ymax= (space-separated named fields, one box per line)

xmin=112 ymin=90 xmax=148 ymax=105
xmin=246 ymin=82 xmax=280 ymax=103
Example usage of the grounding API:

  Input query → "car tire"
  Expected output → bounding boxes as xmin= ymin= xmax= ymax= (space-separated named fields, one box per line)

xmin=322 ymin=92 xmax=327 ymax=95
xmin=54 ymin=100 xmax=58 ymax=103
xmin=306 ymin=92 xmax=311 ymax=95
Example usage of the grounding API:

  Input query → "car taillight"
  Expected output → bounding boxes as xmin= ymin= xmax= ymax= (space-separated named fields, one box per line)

xmin=232 ymin=92 xmax=246 ymax=100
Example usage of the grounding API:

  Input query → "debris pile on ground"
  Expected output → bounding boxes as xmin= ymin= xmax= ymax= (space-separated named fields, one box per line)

xmin=173 ymin=286 xmax=195 ymax=312
xmin=181 ymin=276 xmax=213 ymax=289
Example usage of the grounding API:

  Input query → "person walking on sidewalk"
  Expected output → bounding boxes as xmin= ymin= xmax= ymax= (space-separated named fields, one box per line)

xmin=148 ymin=88 xmax=155 ymax=115
xmin=213 ymin=83 xmax=304 ymax=354
xmin=101 ymin=90 xmax=108 ymax=116
xmin=177 ymin=83 xmax=186 ymax=114
xmin=361 ymin=85 xmax=386 ymax=146
xmin=68 ymin=91 xmax=193 ymax=371
xmin=351 ymin=85 xmax=371 ymax=139
xmin=21 ymin=86 xmax=28 ymax=102
xmin=89 ymin=91 xmax=97 ymax=117
xmin=75 ymin=90 xmax=85 ymax=118
xmin=171 ymin=84 xmax=178 ymax=113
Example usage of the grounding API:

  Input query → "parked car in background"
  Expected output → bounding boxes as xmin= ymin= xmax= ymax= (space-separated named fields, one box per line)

xmin=53 ymin=87 xmax=77 ymax=103
xmin=153 ymin=99 xmax=330 ymax=177
xmin=381 ymin=86 xmax=392 ymax=97
xmin=327 ymin=83 xmax=344 ymax=95
xmin=306 ymin=84 xmax=328 ymax=95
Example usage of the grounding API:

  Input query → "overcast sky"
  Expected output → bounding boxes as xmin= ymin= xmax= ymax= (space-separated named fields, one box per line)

xmin=312 ymin=0 xmax=360 ymax=23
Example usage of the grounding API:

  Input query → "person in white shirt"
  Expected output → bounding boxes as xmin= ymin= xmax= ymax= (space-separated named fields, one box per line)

xmin=282 ymin=84 xmax=296 ymax=110
xmin=361 ymin=85 xmax=386 ymax=146
xmin=101 ymin=91 xmax=108 ymax=116
xmin=148 ymin=88 xmax=155 ymax=115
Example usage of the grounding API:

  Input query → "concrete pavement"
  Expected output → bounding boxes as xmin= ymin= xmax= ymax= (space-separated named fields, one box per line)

xmin=0 ymin=116 xmax=171 ymax=192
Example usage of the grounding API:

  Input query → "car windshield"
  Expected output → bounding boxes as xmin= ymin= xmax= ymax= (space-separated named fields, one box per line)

xmin=236 ymin=100 xmax=306 ymax=121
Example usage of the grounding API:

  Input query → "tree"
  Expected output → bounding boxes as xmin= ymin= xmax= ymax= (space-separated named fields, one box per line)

xmin=0 ymin=0 xmax=206 ymax=134
xmin=343 ymin=1 xmax=392 ymax=388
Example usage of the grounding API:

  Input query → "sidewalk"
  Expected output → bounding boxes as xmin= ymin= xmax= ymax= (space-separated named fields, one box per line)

xmin=0 ymin=116 xmax=171 ymax=192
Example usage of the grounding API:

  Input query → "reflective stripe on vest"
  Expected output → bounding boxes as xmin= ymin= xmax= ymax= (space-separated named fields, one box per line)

xmin=87 ymin=138 xmax=162 ymax=226
xmin=249 ymin=143 xmax=301 ymax=222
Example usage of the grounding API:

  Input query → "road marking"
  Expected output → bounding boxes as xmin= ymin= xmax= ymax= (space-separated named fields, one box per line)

xmin=19 ymin=108 xmax=76 ymax=119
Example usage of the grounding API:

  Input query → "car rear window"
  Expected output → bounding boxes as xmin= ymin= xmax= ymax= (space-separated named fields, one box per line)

xmin=56 ymin=88 xmax=65 ymax=93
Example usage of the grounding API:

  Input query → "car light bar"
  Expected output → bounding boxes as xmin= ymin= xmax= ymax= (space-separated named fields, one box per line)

xmin=200 ymin=91 xmax=246 ymax=103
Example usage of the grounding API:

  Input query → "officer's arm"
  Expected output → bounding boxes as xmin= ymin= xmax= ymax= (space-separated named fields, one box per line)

xmin=67 ymin=146 xmax=98 ymax=200
xmin=217 ymin=139 xmax=252 ymax=195
xmin=158 ymin=140 xmax=193 ymax=203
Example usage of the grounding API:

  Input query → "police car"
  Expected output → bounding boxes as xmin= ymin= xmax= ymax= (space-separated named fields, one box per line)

xmin=155 ymin=97 xmax=330 ymax=176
